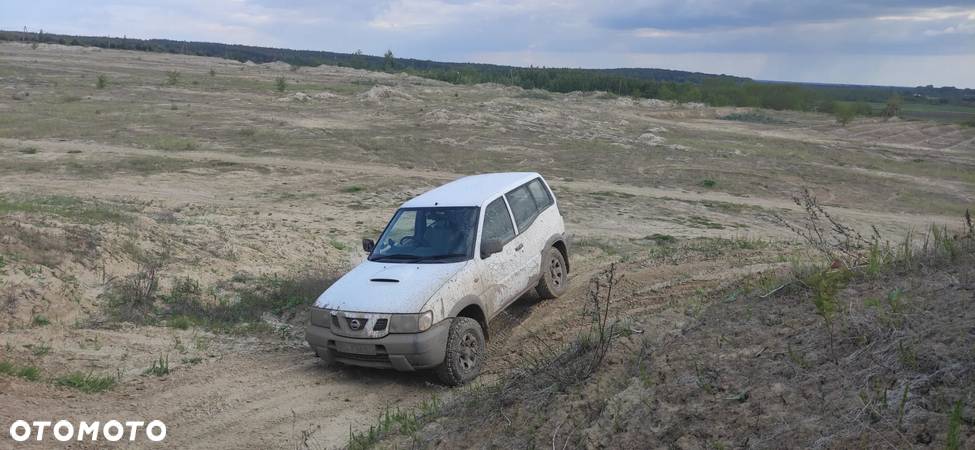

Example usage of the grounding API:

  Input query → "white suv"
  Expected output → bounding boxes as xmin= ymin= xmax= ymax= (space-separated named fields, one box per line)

xmin=306 ymin=172 xmax=569 ymax=385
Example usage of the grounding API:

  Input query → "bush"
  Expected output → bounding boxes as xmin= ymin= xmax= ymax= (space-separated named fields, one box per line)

xmin=833 ymin=102 xmax=856 ymax=125
xmin=96 ymin=74 xmax=107 ymax=89
xmin=165 ymin=71 xmax=180 ymax=86
xmin=101 ymin=254 xmax=165 ymax=324
xmin=275 ymin=76 xmax=286 ymax=92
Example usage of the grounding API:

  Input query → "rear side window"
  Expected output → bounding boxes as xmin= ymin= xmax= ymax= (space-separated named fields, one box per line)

xmin=482 ymin=197 xmax=515 ymax=244
xmin=505 ymin=178 xmax=554 ymax=232
xmin=526 ymin=179 xmax=553 ymax=209
xmin=506 ymin=185 xmax=537 ymax=231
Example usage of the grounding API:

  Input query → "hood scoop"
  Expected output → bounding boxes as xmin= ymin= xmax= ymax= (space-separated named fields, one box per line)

xmin=369 ymin=278 xmax=400 ymax=283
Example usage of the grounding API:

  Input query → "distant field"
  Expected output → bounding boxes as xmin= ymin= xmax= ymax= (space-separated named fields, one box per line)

xmin=865 ymin=101 xmax=975 ymax=123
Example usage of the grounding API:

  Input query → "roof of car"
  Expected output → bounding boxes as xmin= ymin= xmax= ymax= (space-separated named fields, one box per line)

xmin=401 ymin=172 xmax=542 ymax=208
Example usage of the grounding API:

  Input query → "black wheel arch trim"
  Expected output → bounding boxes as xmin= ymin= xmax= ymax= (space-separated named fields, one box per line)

xmin=446 ymin=294 xmax=490 ymax=340
xmin=542 ymin=233 xmax=569 ymax=274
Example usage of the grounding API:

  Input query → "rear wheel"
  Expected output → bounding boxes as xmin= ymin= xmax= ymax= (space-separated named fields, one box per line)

xmin=536 ymin=246 xmax=568 ymax=299
xmin=435 ymin=317 xmax=484 ymax=386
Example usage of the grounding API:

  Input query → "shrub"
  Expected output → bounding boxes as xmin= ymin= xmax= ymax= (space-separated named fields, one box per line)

xmin=165 ymin=71 xmax=180 ymax=86
xmin=96 ymin=74 xmax=108 ymax=89
xmin=101 ymin=254 xmax=165 ymax=324
xmin=275 ymin=76 xmax=286 ymax=92
xmin=833 ymin=102 xmax=856 ymax=126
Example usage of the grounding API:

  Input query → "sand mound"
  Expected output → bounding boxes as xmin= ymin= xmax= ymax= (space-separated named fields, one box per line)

xmin=639 ymin=132 xmax=666 ymax=146
xmin=641 ymin=98 xmax=674 ymax=108
xmin=261 ymin=61 xmax=292 ymax=71
xmin=423 ymin=108 xmax=479 ymax=126
xmin=313 ymin=92 xmax=339 ymax=100
xmin=277 ymin=92 xmax=311 ymax=102
xmin=615 ymin=97 xmax=636 ymax=107
xmin=359 ymin=85 xmax=416 ymax=102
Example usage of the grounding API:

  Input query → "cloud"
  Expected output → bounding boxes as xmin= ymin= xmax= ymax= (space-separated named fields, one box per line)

xmin=3 ymin=0 xmax=973 ymax=87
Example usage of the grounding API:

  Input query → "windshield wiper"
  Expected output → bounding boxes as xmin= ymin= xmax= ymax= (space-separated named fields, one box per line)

xmin=416 ymin=253 xmax=468 ymax=261
xmin=372 ymin=254 xmax=422 ymax=262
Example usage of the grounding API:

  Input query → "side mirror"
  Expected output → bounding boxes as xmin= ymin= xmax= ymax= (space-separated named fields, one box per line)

xmin=362 ymin=238 xmax=375 ymax=253
xmin=480 ymin=239 xmax=503 ymax=258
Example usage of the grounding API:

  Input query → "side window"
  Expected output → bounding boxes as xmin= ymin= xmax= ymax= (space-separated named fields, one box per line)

xmin=482 ymin=197 xmax=515 ymax=244
xmin=506 ymin=185 xmax=537 ymax=231
xmin=526 ymin=179 xmax=552 ymax=210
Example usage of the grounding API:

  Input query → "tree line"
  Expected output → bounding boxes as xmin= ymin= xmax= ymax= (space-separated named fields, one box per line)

xmin=3 ymin=30 xmax=972 ymax=117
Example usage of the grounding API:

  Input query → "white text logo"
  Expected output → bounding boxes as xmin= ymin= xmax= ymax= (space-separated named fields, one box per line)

xmin=9 ymin=420 xmax=166 ymax=442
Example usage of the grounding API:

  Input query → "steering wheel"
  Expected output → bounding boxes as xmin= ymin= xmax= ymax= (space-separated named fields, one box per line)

xmin=398 ymin=235 xmax=416 ymax=246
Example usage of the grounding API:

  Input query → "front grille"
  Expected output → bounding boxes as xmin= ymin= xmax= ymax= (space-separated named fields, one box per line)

xmin=373 ymin=318 xmax=388 ymax=331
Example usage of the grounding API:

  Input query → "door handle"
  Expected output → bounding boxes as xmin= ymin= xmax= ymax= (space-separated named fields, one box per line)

xmin=515 ymin=243 xmax=524 ymax=251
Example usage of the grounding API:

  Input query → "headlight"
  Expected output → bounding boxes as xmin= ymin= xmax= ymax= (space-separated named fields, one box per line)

xmin=309 ymin=308 xmax=331 ymax=328
xmin=389 ymin=311 xmax=434 ymax=333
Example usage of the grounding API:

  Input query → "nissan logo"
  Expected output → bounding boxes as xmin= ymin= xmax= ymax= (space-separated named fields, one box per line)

xmin=347 ymin=318 xmax=365 ymax=330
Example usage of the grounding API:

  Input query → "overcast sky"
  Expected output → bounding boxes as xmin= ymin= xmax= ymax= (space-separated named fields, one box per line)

xmin=4 ymin=1 xmax=974 ymax=87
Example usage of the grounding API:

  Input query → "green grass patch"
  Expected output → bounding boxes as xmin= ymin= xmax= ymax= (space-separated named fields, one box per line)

xmin=30 ymin=343 xmax=52 ymax=357
xmin=0 ymin=194 xmax=133 ymax=224
xmin=680 ymin=215 xmax=725 ymax=229
xmin=144 ymin=355 xmax=170 ymax=377
xmin=148 ymin=136 xmax=199 ymax=151
xmin=348 ymin=397 xmax=441 ymax=450
xmin=721 ymin=112 xmax=787 ymax=124
xmin=168 ymin=315 xmax=193 ymax=330
xmin=644 ymin=233 xmax=677 ymax=245
xmin=55 ymin=371 xmax=117 ymax=393
xmin=341 ymin=185 xmax=365 ymax=193
xmin=32 ymin=315 xmax=50 ymax=326
xmin=106 ymin=271 xmax=338 ymax=333
xmin=0 ymin=361 xmax=42 ymax=381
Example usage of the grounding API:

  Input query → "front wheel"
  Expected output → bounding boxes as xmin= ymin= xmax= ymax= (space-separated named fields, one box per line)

xmin=435 ymin=317 xmax=484 ymax=386
xmin=536 ymin=246 xmax=568 ymax=299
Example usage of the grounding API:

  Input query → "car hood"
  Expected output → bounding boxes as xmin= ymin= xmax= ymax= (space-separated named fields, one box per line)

xmin=313 ymin=260 xmax=468 ymax=313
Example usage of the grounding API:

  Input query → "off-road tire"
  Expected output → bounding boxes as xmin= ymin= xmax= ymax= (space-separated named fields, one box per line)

xmin=435 ymin=317 xmax=484 ymax=386
xmin=536 ymin=246 xmax=568 ymax=299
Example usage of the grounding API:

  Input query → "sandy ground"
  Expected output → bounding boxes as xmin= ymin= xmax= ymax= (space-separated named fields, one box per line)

xmin=0 ymin=42 xmax=973 ymax=448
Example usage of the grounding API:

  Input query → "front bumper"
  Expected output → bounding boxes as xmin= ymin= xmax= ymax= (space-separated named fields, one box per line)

xmin=306 ymin=319 xmax=450 ymax=371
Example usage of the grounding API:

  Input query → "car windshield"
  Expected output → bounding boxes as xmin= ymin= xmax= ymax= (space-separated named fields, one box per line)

xmin=369 ymin=207 xmax=479 ymax=263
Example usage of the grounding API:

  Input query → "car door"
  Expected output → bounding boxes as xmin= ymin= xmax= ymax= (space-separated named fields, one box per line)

xmin=504 ymin=183 xmax=542 ymax=293
xmin=478 ymin=196 xmax=521 ymax=314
